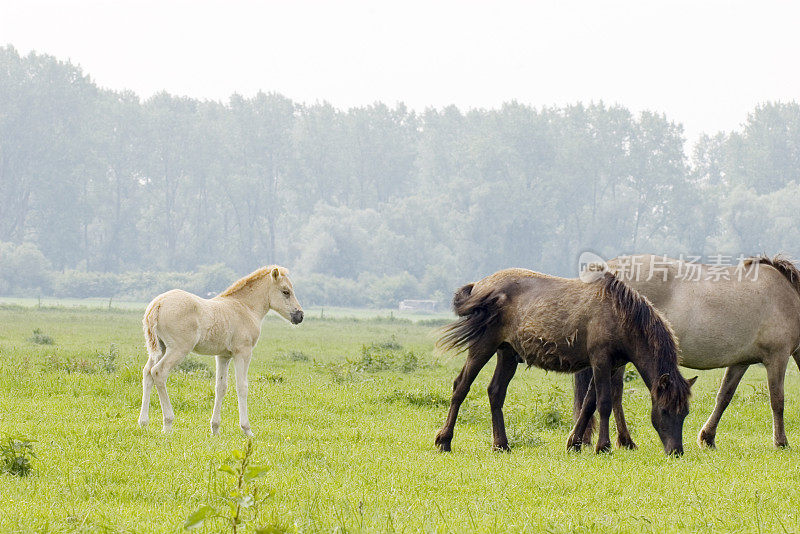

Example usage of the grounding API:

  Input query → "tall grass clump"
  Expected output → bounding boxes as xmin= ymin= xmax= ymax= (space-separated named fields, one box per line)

xmin=27 ymin=328 xmax=54 ymax=345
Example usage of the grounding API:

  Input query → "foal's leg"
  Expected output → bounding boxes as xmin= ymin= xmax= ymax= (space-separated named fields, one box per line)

xmin=435 ymin=347 xmax=494 ymax=451
xmin=232 ymin=349 xmax=254 ymax=437
xmin=149 ymin=346 xmax=190 ymax=433
xmin=698 ymin=363 xmax=749 ymax=448
xmin=765 ymin=357 xmax=790 ymax=448
xmin=593 ymin=365 xmax=614 ymax=454
xmin=487 ymin=346 xmax=519 ymax=451
xmin=611 ymin=366 xmax=637 ymax=449
xmin=138 ymin=355 xmax=156 ymax=427
xmin=567 ymin=376 xmax=596 ymax=452
xmin=210 ymin=355 xmax=231 ymax=435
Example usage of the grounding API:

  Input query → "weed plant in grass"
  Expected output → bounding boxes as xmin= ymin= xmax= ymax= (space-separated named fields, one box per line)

xmin=1 ymin=307 xmax=800 ymax=532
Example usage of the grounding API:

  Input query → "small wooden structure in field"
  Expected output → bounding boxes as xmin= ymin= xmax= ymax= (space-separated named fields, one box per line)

xmin=398 ymin=299 xmax=441 ymax=313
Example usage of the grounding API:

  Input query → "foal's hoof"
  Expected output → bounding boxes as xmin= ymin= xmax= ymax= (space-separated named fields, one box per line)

xmin=137 ymin=419 xmax=148 ymax=428
xmin=241 ymin=427 xmax=254 ymax=438
xmin=697 ymin=429 xmax=716 ymax=449
xmin=492 ymin=442 xmax=511 ymax=453
xmin=775 ymin=440 xmax=790 ymax=449
xmin=617 ymin=436 xmax=638 ymax=450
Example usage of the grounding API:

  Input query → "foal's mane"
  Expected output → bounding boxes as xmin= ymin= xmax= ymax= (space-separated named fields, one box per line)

xmin=744 ymin=254 xmax=800 ymax=295
xmin=219 ymin=265 xmax=286 ymax=297
xmin=599 ymin=272 xmax=691 ymax=412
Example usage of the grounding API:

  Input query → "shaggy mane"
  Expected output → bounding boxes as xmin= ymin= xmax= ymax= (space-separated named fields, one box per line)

xmin=219 ymin=265 xmax=287 ymax=297
xmin=599 ymin=272 xmax=691 ymax=413
xmin=744 ymin=254 xmax=800 ymax=295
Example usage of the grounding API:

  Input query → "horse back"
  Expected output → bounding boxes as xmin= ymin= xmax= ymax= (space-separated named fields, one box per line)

xmin=608 ymin=254 xmax=800 ymax=367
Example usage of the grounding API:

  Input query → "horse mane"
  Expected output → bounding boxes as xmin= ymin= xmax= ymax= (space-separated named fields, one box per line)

xmin=218 ymin=265 xmax=287 ymax=297
xmin=437 ymin=282 xmax=503 ymax=353
xmin=599 ymin=272 xmax=691 ymax=412
xmin=744 ymin=254 xmax=800 ymax=295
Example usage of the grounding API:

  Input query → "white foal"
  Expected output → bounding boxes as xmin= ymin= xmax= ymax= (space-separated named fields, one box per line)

xmin=137 ymin=265 xmax=303 ymax=435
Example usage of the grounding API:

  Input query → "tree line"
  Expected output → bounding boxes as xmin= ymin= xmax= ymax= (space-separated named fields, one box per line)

xmin=2 ymin=45 xmax=800 ymax=306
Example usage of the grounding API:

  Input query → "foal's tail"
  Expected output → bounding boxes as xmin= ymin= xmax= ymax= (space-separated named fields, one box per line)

xmin=437 ymin=282 xmax=504 ymax=353
xmin=142 ymin=298 xmax=163 ymax=360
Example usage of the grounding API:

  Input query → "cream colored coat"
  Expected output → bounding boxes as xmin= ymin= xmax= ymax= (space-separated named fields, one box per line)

xmin=137 ymin=265 xmax=303 ymax=435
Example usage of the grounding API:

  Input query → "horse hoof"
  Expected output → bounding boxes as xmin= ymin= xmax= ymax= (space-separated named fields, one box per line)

xmin=566 ymin=433 xmax=583 ymax=452
xmin=492 ymin=443 xmax=511 ymax=453
xmin=697 ymin=430 xmax=716 ymax=449
xmin=617 ymin=437 xmax=638 ymax=450
xmin=435 ymin=430 xmax=453 ymax=452
xmin=241 ymin=428 xmax=254 ymax=437
xmin=138 ymin=419 xmax=148 ymax=428
xmin=775 ymin=440 xmax=790 ymax=449
xmin=595 ymin=443 xmax=612 ymax=454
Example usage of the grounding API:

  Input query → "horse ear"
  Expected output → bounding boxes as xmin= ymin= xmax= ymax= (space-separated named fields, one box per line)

xmin=657 ymin=373 xmax=671 ymax=390
xmin=687 ymin=375 xmax=698 ymax=388
xmin=271 ymin=267 xmax=280 ymax=281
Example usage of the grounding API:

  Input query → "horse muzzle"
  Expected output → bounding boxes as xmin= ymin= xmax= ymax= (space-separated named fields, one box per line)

xmin=291 ymin=310 xmax=304 ymax=324
xmin=664 ymin=442 xmax=684 ymax=456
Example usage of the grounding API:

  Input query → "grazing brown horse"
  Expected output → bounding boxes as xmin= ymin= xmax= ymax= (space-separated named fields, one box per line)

xmin=574 ymin=254 xmax=800 ymax=449
xmin=436 ymin=268 xmax=696 ymax=455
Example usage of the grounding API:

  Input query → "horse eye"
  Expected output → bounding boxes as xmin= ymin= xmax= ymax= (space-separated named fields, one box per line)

xmin=282 ymin=290 xmax=291 ymax=297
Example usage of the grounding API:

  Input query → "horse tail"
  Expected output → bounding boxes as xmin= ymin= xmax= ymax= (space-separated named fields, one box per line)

xmin=437 ymin=282 xmax=504 ymax=353
xmin=599 ymin=272 xmax=691 ymax=412
xmin=142 ymin=297 xmax=163 ymax=361
xmin=744 ymin=254 xmax=800 ymax=295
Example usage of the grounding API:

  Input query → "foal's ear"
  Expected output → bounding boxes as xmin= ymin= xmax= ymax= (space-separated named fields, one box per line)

xmin=687 ymin=376 xmax=698 ymax=388
xmin=271 ymin=267 xmax=280 ymax=281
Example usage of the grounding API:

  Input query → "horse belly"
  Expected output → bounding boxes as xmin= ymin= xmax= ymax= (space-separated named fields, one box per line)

xmin=513 ymin=338 xmax=585 ymax=373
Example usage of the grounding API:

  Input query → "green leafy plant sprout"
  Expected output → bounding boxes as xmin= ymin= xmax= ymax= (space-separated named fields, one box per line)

xmin=1 ymin=435 xmax=37 ymax=477
xmin=185 ymin=439 xmax=272 ymax=533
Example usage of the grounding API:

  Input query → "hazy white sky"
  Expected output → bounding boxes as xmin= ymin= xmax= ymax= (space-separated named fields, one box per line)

xmin=2 ymin=0 xmax=799 ymax=145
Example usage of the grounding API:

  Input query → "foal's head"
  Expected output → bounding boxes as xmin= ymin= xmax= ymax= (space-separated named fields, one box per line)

xmin=268 ymin=268 xmax=304 ymax=324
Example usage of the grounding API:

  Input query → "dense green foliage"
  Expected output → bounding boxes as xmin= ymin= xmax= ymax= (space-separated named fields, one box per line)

xmin=2 ymin=306 xmax=800 ymax=532
xmin=3 ymin=45 xmax=800 ymax=305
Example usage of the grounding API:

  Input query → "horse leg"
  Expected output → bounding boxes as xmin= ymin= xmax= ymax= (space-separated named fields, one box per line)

xmin=698 ymin=363 xmax=749 ymax=448
xmin=766 ymin=357 xmax=790 ymax=448
xmin=435 ymin=347 xmax=494 ymax=451
xmin=487 ymin=346 xmax=519 ymax=451
xmin=149 ymin=346 xmax=189 ymax=433
xmin=567 ymin=375 xmax=596 ymax=452
xmin=593 ymin=365 xmax=614 ymax=454
xmin=210 ymin=355 xmax=231 ymax=435
xmin=573 ymin=368 xmax=596 ymax=446
xmin=233 ymin=349 xmax=254 ymax=437
xmin=611 ymin=366 xmax=637 ymax=449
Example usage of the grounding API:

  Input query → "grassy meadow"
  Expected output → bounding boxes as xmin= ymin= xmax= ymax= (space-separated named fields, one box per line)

xmin=1 ymin=304 xmax=800 ymax=533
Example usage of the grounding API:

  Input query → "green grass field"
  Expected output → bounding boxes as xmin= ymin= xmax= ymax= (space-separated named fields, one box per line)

xmin=1 ymin=306 xmax=800 ymax=533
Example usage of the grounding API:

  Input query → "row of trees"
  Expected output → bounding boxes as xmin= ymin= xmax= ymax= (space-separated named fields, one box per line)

xmin=2 ymin=45 xmax=800 ymax=305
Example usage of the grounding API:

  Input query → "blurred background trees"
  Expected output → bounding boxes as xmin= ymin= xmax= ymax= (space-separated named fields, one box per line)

xmin=2 ymin=45 xmax=799 ymax=306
